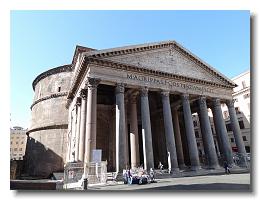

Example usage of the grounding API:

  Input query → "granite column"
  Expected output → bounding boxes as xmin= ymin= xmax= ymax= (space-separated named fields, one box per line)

xmin=182 ymin=94 xmax=200 ymax=170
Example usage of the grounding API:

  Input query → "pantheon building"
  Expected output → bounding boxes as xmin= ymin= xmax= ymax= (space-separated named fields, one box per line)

xmin=26 ymin=40 xmax=247 ymax=177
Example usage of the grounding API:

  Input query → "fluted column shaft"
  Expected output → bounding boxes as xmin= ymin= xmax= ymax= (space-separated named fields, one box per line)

xmin=85 ymin=78 xmax=100 ymax=164
xmin=161 ymin=91 xmax=179 ymax=172
xmin=198 ymin=96 xmax=219 ymax=169
xmin=75 ymin=97 xmax=82 ymax=161
xmin=140 ymin=87 xmax=154 ymax=171
xmin=227 ymin=100 xmax=247 ymax=167
xmin=182 ymin=94 xmax=200 ymax=170
xmin=212 ymin=98 xmax=234 ymax=166
xmin=115 ymin=83 xmax=126 ymax=173
xmin=78 ymin=89 xmax=87 ymax=162
xmin=172 ymin=108 xmax=186 ymax=169
xmin=129 ymin=94 xmax=139 ymax=168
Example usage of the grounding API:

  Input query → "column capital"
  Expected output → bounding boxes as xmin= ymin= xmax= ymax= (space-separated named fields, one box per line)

xmin=87 ymin=77 xmax=101 ymax=89
xmin=226 ymin=99 xmax=235 ymax=108
xmin=76 ymin=97 xmax=82 ymax=106
xmin=115 ymin=83 xmax=126 ymax=94
xmin=181 ymin=93 xmax=189 ymax=101
xmin=161 ymin=90 xmax=170 ymax=97
xmin=80 ymin=89 xmax=88 ymax=99
xmin=140 ymin=87 xmax=149 ymax=97
xmin=198 ymin=96 xmax=207 ymax=107
xmin=212 ymin=98 xmax=221 ymax=107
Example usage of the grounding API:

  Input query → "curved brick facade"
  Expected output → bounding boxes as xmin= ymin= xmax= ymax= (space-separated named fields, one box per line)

xmin=25 ymin=65 xmax=73 ymax=177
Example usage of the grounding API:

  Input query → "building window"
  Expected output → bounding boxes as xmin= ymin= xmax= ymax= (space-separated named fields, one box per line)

xmin=243 ymin=93 xmax=250 ymax=99
xmin=243 ymin=136 xmax=247 ymax=141
xmin=230 ymin=138 xmax=234 ymax=143
xmin=19 ymin=148 xmax=23 ymax=151
xmin=197 ymin=143 xmax=200 ymax=147
xmin=21 ymin=141 xmax=24 ymax=144
xmin=193 ymin=121 xmax=198 ymax=127
xmin=242 ymin=81 xmax=246 ymax=89
xmin=10 ymin=141 xmax=12 ymax=145
xmin=239 ymin=120 xmax=245 ymax=129
xmin=14 ymin=148 xmax=17 ymax=151
xmin=16 ymin=142 xmax=19 ymax=145
xmin=226 ymin=123 xmax=232 ymax=132
xmin=195 ymin=131 xmax=199 ymax=138
xmin=16 ymin=137 xmax=19 ymax=139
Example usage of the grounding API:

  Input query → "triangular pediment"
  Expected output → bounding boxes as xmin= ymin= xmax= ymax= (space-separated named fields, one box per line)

xmin=86 ymin=41 xmax=235 ymax=87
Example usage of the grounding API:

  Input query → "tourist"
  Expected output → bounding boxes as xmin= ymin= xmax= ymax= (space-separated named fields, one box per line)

xmin=158 ymin=161 xmax=164 ymax=171
xmin=223 ymin=161 xmax=230 ymax=175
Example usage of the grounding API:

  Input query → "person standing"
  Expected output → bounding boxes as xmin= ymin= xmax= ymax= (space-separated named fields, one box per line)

xmin=224 ymin=161 xmax=231 ymax=174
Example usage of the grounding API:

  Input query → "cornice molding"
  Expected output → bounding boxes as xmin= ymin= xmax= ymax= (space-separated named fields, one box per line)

xmin=26 ymin=124 xmax=68 ymax=135
xmin=32 ymin=65 xmax=72 ymax=91
xmin=30 ymin=92 xmax=68 ymax=110
xmin=90 ymin=42 xmax=173 ymax=58
xmin=71 ymin=45 xmax=96 ymax=70
xmin=232 ymin=87 xmax=250 ymax=97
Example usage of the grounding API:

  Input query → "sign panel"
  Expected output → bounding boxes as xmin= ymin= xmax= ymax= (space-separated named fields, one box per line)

xmin=91 ymin=149 xmax=102 ymax=163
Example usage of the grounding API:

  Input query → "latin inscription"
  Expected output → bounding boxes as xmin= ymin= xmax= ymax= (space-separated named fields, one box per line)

xmin=127 ymin=73 xmax=214 ymax=93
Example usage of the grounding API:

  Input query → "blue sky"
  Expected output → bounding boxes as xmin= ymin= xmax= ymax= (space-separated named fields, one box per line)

xmin=10 ymin=10 xmax=250 ymax=128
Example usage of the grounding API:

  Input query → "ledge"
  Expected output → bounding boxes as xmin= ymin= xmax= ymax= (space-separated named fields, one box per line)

xmin=27 ymin=124 xmax=68 ymax=135
xmin=32 ymin=65 xmax=72 ymax=91
xmin=30 ymin=92 xmax=68 ymax=110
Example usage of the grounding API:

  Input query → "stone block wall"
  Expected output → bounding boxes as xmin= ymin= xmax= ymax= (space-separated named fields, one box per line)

xmin=25 ymin=65 xmax=72 ymax=177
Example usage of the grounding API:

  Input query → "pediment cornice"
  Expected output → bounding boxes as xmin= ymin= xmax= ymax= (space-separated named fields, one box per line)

xmin=84 ymin=41 xmax=236 ymax=87
xmin=66 ymin=40 xmax=237 ymax=107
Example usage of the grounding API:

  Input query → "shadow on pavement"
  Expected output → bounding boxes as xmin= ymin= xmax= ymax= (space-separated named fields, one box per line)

xmin=137 ymin=183 xmax=251 ymax=191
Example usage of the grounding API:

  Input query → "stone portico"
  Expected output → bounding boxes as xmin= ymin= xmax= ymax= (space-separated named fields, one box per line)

xmin=65 ymin=41 xmax=247 ymax=175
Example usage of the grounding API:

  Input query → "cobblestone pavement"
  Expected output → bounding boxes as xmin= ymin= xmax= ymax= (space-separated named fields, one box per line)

xmin=87 ymin=173 xmax=250 ymax=191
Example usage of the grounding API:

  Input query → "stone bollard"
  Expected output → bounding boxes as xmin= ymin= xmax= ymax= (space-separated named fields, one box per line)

xmin=56 ymin=180 xmax=64 ymax=190
xmin=82 ymin=178 xmax=88 ymax=190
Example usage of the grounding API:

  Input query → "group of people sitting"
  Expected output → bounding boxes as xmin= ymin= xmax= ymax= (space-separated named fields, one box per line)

xmin=123 ymin=166 xmax=155 ymax=185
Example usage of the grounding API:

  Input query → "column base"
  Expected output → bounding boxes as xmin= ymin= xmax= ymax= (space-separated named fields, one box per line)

xmin=207 ymin=164 xmax=221 ymax=170
xmin=115 ymin=172 xmax=124 ymax=182
xmin=190 ymin=165 xmax=201 ymax=171
xmin=178 ymin=164 xmax=187 ymax=170
xmin=169 ymin=168 xmax=180 ymax=173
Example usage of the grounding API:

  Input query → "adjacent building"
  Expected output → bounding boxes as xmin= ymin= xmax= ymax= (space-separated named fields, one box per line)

xmin=221 ymin=70 xmax=250 ymax=153
xmin=10 ymin=126 xmax=27 ymax=160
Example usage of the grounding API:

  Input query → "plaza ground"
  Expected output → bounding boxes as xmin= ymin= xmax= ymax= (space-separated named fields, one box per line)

xmin=87 ymin=173 xmax=250 ymax=191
